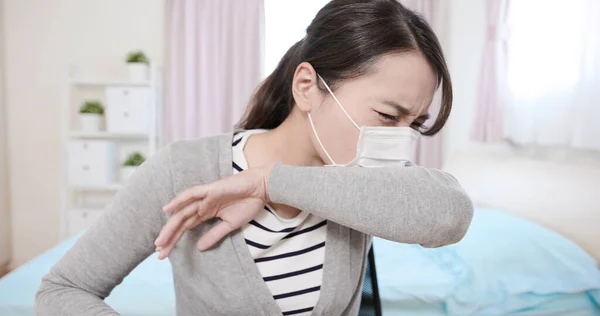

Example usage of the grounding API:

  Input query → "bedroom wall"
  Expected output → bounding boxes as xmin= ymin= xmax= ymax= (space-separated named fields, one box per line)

xmin=3 ymin=0 xmax=165 ymax=269
xmin=0 ymin=0 xmax=12 ymax=275
xmin=442 ymin=0 xmax=486 ymax=160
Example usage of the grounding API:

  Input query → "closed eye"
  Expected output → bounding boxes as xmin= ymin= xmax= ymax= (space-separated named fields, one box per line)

xmin=411 ymin=121 xmax=429 ymax=131
xmin=376 ymin=111 xmax=399 ymax=122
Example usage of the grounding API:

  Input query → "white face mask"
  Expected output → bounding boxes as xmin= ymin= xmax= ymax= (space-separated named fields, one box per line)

xmin=308 ymin=74 xmax=421 ymax=168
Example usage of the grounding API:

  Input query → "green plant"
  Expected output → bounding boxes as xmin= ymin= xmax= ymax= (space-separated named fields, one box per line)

xmin=126 ymin=50 xmax=149 ymax=64
xmin=79 ymin=100 xmax=104 ymax=115
xmin=123 ymin=152 xmax=146 ymax=167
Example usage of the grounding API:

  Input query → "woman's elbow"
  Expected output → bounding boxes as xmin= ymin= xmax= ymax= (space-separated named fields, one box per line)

xmin=448 ymin=189 xmax=474 ymax=242
xmin=422 ymin=189 xmax=474 ymax=248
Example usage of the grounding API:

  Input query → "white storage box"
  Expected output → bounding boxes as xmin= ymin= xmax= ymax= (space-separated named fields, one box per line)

xmin=105 ymin=86 xmax=151 ymax=134
xmin=67 ymin=208 xmax=104 ymax=237
xmin=68 ymin=140 xmax=117 ymax=186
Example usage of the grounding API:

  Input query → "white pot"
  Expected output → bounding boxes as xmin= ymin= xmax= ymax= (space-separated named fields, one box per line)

xmin=120 ymin=166 xmax=138 ymax=183
xmin=127 ymin=63 xmax=149 ymax=81
xmin=78 ymin=113 xmax=104 ymax=132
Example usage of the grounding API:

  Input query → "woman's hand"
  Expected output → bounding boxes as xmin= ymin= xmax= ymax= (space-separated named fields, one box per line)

xmin=154 ymin=164 xmax=273 ymax=259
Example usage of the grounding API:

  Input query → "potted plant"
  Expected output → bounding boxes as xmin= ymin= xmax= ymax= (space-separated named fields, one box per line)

xmin=126 ymin=50 xmax=150 ymax=81
xmin=78 ymin=100 xmax=104 ymax=132
xmin=120 ymin=152 xmax=146 ymax=182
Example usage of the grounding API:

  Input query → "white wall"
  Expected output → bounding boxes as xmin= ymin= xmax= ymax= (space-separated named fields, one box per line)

xmin=0 ymin=0 xmax=12 ymax=273
xmin=442 ymin=0 xmax=486 ymax=159
xmin=3 ymin=0 xmax=164 ymax=268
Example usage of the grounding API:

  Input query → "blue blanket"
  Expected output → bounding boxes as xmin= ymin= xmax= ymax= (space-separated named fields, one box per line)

xmin=0 ymin=238 xmax=175 ymax=316
xmin=374 ymin=208 xmax=600 ymax=315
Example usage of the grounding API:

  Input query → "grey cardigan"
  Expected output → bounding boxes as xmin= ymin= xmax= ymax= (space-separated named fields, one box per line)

xmin=35 ymin=132 xmax=474 ymax=316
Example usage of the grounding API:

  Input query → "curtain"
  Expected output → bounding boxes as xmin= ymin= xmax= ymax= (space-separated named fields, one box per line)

xmin=470 ymin=0 xmax=510 ymax=143
xmin=503 ymin=0 xmax=600 ymax=150
xmin=400 ymin=0 xmax=447 ymax=168
xmin=163 ymin=0 xmax=265 ymax=143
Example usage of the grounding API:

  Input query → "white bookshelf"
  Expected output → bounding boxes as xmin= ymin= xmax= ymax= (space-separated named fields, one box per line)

xmin=59 ymin=67 xmax=162 ymax=240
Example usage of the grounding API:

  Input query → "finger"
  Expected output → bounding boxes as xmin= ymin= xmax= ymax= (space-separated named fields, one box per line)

xmin=164 ymin=197 xmax=195 ymax=216
xmin=157 ymin=212 xmax=204 ymax=259
xmin=157 ymin=223 xmax=188 ymax=260
xmin=182 ymin=212 xmax=202 ymax=230
xmin=154 ymin=216 xmax=184 ymax=248
xmin=196 ymin=221 xmax=235 ymax=251
xmin=154 ymin=206 xmax=196 ymax=247
xmin=159 ymin=210 xmax=209 ymax=258
xmin=180 ymin=199 xmax=205 ymax=218
xmin=163 ymin=184 xmax=210 ymax=213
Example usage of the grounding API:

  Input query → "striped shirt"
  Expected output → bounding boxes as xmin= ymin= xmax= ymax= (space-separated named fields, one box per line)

xmin=232 ymin=130 xmax=327 ymax=316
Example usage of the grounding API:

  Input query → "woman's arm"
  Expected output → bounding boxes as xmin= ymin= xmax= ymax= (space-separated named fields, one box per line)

xmin=35 ymin=146 xmax=174 ymax=315
xmin=267 ymin=164 xmax=474 ymax=248
xmin=154 ymin=161 xmax=474 ymax=257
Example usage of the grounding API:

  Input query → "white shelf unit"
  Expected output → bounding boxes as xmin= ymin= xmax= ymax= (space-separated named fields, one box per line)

xmin=59 ymin=67 xmax=162 ymax=240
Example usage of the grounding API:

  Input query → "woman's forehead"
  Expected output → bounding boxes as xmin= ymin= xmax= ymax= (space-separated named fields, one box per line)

xmin=340 ymin=53 xmax=437 ymax=115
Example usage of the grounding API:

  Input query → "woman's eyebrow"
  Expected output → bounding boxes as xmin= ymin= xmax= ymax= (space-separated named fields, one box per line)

xmin=380 ymin=99 xmax=411 ymax=115
xmin=380 ymin=99 xmax=430 ymax=120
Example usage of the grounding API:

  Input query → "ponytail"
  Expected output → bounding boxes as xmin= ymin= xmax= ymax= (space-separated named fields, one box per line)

xmin=238 ymin=40 xmax=304 ymax=130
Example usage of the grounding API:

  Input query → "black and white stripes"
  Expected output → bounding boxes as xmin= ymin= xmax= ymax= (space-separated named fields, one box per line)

xmin=233 ymin=130 xmax=327 ymax=316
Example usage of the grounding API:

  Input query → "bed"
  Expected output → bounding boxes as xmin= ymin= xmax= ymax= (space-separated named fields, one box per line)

xmin=1 ymin=144 xmax=599 ymax=315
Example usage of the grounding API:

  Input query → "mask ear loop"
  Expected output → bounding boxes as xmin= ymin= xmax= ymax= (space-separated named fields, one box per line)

xmin=308 ymin=113 xmax=337 ymax=166
xmin=317 ymin=74 xmax=360 ymax=130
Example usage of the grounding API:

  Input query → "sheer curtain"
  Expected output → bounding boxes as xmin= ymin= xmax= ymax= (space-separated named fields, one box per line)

xmin=470 ymin=0 xmax=510 ymax=143
xmin=163 ymin=0 xmax=264 ymax=143
xmin=503 ymin=0 xmax=600 ymax=150
xmin=401 ymin=0 xmax=448 ymax=168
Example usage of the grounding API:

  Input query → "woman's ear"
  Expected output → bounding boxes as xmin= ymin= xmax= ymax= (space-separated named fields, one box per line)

xmin=291 ymin=62 xmax=320 ymax=114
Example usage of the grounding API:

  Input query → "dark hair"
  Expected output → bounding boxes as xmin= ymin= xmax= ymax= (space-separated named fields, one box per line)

xmin=239 ymin=0 xmax=452 ymax=136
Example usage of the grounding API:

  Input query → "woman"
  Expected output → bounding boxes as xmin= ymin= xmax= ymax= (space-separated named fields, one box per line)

xmin=36 ymin=1 xmax=473 ymax=315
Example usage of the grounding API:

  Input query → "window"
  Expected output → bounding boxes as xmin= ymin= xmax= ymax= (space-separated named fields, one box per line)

xmin=263 ymin=0 xmax=330 ymax=77
xmin=507 ymin=0 xmax=586 ymax=99
xmin=503 ymin=0 xmax=600 ymax=148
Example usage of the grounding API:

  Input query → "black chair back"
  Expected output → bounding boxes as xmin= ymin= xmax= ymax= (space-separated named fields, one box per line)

xmin=358 ymin=244 xmax=382 ymax=316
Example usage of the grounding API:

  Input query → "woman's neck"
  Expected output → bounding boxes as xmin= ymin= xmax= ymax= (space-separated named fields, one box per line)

xmin=242 ymin=113 xmax=323 ymax=219
xmin=244 ymin=113 xmax=324 ymax=169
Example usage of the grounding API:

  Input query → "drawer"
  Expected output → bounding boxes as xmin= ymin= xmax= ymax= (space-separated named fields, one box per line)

xmin=68 ymin=140 xmax=115 ymax=161
xmin=105 ymin=103 xmax=149 ymax=134
xmin=68 ymin=140 xmax=117 ymax=186
xmin=67 ymin=208 xmax=104 ymax=237
xmin=105 ymin=86 xmax=151 ymax=134
xmin=105 ymin=87 xmax=151 ymax=108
